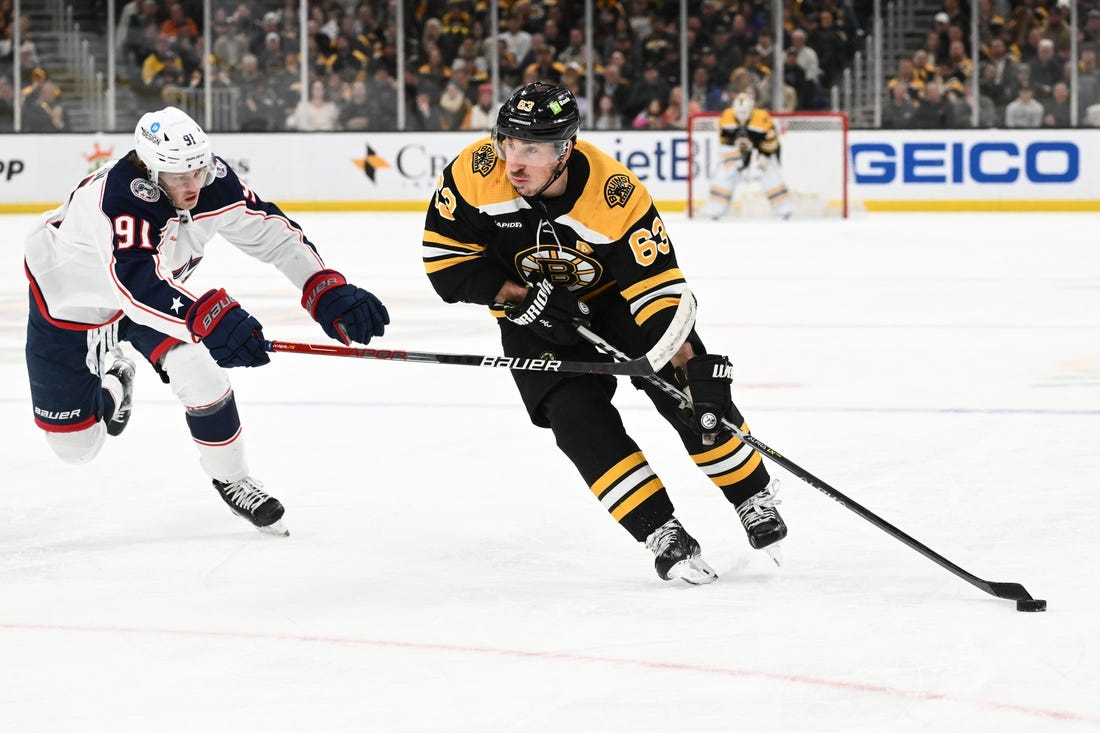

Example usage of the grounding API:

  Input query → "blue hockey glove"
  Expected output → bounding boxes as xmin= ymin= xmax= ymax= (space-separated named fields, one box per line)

xmin=674 ymin=354 xmax=734 ymax=444
xmin=186 ymin=288 xmax=270 ymax=368
xmin=505 ymin=276 xmax=590 ymax=345
xmin=302 ymin=269 xmax=390 ymax=346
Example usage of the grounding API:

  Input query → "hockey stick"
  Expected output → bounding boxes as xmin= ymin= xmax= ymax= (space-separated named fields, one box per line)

xmin=578 ymin=331 xmax=1041 ymax=607
xmin=265 ymin=290 xmax=698 ymax=377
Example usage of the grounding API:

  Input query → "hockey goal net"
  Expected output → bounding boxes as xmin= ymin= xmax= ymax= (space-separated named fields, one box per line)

xmin=686 ymin=111 xmax=849 ymax=218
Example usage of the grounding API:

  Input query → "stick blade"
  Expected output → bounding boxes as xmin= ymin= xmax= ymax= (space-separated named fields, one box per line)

xmin=987 ymin=582 xmax=1033 ymax=601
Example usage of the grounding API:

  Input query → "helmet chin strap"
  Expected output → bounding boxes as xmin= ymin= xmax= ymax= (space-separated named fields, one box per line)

xmin=529 ymin=141 xmax=572 ymax=198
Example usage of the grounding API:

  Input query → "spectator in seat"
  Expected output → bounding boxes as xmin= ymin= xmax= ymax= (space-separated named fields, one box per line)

xmin=160 ymin=3 xmax=199 ymax=43
xmin=238 ymin=78 xmax=283 ymax=131
xmin=410 ymin=88 xmax=447 ymax=130
xmin=339 ymin=79 xmax=371 ymax=130
xmin=1042 ymin=80 xmax=1071 ymax=127
xmin=623 ymin=63 xmax=669 ymax=122
xmin=912 ymin=81 xmax=948 ymax=128
xmin=882 ymin=78 xmax=917 ymax=128
xmin=365 ymin=64 xmax=399 ymax=130
xmin=289 ymin=78 xmax=338 ymax=131
xmin=23 ymin=81 xmax=67 ymax=131
xmin=1004 ymin=83 xmax=1044 ymax=127
xmin=810 ymin=9 xmax=851 ymax=91
xmin=141 ymin=35 xmax=185 ymax=94
xmin=593 ymin=92 xmax=621 ymax=130
xmin=462 ymin=82 xmax=498 ymax=131
xmin=1028 ymin=38 xmax=1063 ymax=101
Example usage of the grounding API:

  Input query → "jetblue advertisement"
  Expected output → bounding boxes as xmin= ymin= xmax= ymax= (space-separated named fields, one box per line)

xmin=0 ymin=128 xmax=1097 ymax=212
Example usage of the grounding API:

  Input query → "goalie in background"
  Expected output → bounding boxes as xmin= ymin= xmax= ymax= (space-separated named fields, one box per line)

xmin=701 ymin=92 xmax=793 ymax=220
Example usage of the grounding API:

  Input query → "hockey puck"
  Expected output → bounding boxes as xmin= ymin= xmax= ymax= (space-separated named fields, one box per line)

xmin=1016 ymin=598 xmax=1047 ymax=612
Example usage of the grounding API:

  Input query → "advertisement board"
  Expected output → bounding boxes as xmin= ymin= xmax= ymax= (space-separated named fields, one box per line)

xmin=1 ymin=128 xmax=1097 ymax=213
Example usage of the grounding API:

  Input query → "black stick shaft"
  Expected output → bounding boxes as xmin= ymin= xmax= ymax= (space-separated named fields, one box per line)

xmin=580 ymin=332 xmax=1034 ymax=603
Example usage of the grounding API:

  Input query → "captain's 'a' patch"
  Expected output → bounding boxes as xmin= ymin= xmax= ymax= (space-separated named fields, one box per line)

xmin=604 ymin=174 xmax=634 ymax=208
xmin=472 ymin=143 xmax=497 ymax=177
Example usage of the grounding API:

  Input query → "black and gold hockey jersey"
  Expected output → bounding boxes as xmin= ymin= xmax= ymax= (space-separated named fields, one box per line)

xmin=422 ymin=137 xmax=690 ymax=353
xmin=716 ymin=106 xmax=781 ymax=159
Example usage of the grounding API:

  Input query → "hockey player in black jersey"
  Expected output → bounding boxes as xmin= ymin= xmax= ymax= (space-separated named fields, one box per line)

xmin=422 ymin=82 xmax=786 ymax=584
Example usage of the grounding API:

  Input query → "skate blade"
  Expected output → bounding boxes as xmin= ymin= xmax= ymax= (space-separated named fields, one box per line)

xmin=256 ymin=518 xmax=290 ymax=537
xmin=667 ymin=556 xmax=718 ymax=585
xmin=762 ymin=542 xmax=782 ymax=567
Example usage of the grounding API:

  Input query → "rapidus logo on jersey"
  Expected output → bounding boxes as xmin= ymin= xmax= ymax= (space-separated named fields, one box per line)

xmin=851 ymin=140 xmax=1080 ymax=184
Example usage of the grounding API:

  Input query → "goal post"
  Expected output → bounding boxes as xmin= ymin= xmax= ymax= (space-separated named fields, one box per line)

xmin=686 ymin=110 xmax=849 ymax=219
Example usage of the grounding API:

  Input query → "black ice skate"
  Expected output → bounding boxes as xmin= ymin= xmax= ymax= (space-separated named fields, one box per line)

xmin=736 ymin=479 xmax=787 ymax=566
xmin=105 ymin=357 xmax=136 ymax=437
xmin=645 ymin=517 xmax=717 ymax=585
xmin=213 ymin=477 xmax=289 ymax=536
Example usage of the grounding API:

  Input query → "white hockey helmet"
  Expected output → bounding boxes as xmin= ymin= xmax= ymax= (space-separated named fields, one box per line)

xmin=133 ymin=106 xmax=215 ymax=185
xmin=732 ymin=92 xmax=755 ymax=124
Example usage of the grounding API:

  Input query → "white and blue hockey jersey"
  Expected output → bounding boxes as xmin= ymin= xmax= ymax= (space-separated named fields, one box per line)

xmin=24 ymin=153 xmax=328 ymax=341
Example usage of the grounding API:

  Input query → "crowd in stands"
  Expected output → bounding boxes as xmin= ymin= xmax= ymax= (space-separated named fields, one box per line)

xmin=2 ymin=0 xmax=871 ymax=133
xmin=3 ymin=0 xmax=1100 ymax=132
xmin=884 ymin=0 xmax=1100 ymax=128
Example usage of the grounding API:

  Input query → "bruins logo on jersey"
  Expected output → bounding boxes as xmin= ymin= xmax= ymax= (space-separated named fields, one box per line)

xmin=515 ymin=246 xmax=603 ymax=290
xmin=471 ymin=143 xmax=497 ymax=177
xmin=604 ymin=174 xmax=635 ymax=208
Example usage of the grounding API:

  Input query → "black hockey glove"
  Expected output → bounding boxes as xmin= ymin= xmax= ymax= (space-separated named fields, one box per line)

xmin=736 ymin=137 xmax=754 ymax=170
xmin=186 ymin=288 xmax=270 ymax=368
xmin=505 ymin=276 xmax=591 ymax=345
xmin=674 ymin=354 xmax=734 ymax=445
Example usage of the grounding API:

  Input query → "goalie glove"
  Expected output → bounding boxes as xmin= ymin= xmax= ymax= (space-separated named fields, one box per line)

xmin=505 ymin=275 xmax=591 ymax=345
xmin=674 ymin=354 xmax=734 ymax=445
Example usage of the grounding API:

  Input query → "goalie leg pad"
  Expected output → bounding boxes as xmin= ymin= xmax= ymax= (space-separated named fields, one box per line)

xmin=759 ymin=162 xmax=793 ymax=218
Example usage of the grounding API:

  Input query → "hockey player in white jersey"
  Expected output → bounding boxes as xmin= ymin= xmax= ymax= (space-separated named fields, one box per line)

xmin=23 ymin=107 xmax=389 ymax=535
xmin=701 ymin=92 xmax=793 ymax=220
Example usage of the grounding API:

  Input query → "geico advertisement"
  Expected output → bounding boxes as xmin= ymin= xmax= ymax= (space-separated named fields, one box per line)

xmin=849 ymin=129 xmax=1099 ymax=202
xmin=1 ymin=129 xmax=1097 ymax=209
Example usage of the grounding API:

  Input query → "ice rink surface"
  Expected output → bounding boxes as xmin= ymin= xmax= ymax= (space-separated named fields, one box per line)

xmin=1 ymin=210 xmax=1098 ymax=732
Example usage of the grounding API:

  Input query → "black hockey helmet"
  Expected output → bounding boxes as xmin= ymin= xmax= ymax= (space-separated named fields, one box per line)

xmin=493 ymin=82 xmax=580 ymax=144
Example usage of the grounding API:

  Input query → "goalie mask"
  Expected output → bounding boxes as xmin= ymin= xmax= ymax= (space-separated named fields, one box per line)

xmin=134 ymin=106 xmax=215 ymax=186
xmin=732 ymin=93 xmax=755 ymax=125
